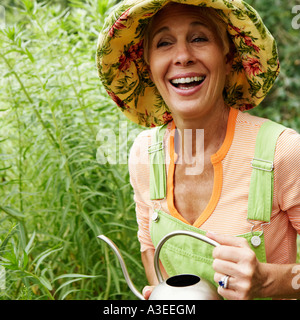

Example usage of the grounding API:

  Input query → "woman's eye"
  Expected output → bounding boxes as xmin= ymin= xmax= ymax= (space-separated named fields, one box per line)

xmin=192 ymin=37 xmax=208 ymax=43
xmin=157 ymin=41 xmax=171 ymax=48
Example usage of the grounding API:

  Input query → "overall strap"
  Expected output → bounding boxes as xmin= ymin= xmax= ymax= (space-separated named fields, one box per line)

xmin=247 ymin=120 xmax=286 ymax=222
xmin=148 ymin=124 xmax=168 ymax=200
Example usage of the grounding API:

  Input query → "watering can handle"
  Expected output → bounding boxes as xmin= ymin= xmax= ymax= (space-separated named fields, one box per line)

xmin=154 ymin=230 xmax=220 ymax=283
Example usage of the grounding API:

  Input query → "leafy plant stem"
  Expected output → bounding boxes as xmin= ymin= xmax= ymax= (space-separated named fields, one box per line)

xmin=22 ymin=270 xmax=55 ymax=300
xmin=0 ymin=52 xmax=59 ymax=149
xmin=103 ymin=246 xmax=111 ymax=300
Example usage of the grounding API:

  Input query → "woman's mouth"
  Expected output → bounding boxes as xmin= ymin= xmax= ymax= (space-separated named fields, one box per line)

xmin=170 ymin=76 xmax=206 ymax=90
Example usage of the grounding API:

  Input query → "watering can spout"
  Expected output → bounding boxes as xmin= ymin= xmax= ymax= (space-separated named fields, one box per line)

xmin=97 ymin=235 xmax=145 ymax=300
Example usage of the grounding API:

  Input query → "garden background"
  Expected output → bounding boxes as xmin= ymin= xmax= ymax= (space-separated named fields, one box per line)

xmin=0 ymin=0 xmax=299 ymax=300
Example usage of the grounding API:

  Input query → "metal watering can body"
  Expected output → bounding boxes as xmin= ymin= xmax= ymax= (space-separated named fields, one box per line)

xmin=98 ymin=230 xmax=222 ymax=300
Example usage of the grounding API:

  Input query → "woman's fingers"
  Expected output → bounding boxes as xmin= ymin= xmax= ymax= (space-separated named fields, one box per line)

xmin=207 ymin=231 xmax=254 ymax=264
xmin=206 ymin=231 xmax=260 ymax=300
xmin=206 ymin=231 xmax=250 ymax=249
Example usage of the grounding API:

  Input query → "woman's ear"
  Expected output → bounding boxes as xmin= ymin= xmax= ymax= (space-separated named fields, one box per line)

xmin=225 ymin=53 xmax=233 ymax=75
xmin=225 ymin=42 xmax=236 ymax=75
xmin=147 ymin=65 xmax=154 ymax=81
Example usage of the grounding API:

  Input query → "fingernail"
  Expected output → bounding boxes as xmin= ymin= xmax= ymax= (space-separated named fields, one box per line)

xmin=142 ymin=287 xmax=151 ymax=296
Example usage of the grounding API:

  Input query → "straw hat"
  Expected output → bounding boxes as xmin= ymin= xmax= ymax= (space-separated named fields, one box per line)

xmin=97 ymin=0 xmax=280 ymax=127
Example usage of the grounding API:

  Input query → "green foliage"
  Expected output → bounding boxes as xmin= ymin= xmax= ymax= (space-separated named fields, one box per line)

xmin=0 ymin=0 xmax=144 ymax=300
xmin=246 ymin=0 xmax=300 ymax=130
xmin=0 ymin=0 xmax=299 ymax=300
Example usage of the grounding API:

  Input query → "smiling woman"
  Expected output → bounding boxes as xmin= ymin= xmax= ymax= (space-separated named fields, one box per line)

xmin=97 ymin=0 xmax=300 ymax=300
xmin=146 ymin=4 xmax=232 ymax=126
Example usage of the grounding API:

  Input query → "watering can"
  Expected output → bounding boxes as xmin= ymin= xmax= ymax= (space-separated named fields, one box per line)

xmin=98 ymin=230 xmax=222 ymax=300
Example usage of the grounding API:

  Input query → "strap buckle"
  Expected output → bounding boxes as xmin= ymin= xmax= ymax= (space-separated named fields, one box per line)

xmin=148 ymin=141 xmax=164 ymax=154
xmin=251 ymin=158 xmax=274 ymax=172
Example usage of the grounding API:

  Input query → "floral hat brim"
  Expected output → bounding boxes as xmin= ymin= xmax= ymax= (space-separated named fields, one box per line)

xmin=97 ymin=0 xmax=280 ymax=127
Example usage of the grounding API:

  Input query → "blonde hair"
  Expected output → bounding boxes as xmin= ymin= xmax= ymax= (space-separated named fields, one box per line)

xmin=143 ymin=3 xmax=234 ymax=65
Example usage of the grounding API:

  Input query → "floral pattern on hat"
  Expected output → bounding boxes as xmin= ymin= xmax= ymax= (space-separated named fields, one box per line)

xmin=97 ymin=0 xmax=280 ymax=127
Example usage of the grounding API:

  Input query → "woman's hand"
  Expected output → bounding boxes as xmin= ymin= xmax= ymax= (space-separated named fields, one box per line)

xmin=206 ymin=232 xmax=267 ymax=300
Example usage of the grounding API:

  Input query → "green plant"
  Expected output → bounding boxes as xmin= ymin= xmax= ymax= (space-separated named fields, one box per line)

xmin=246 ymin=0 xmax=300 ymax=131
xmin=0 ymin=0 xmax=299 ymax=301
xmin=0 ymin=0 xmax=145 ymax=300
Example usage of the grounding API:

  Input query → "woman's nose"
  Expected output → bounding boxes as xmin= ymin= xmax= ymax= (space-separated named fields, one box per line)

xmin=174 ymin=42 xmax=195 ymax=67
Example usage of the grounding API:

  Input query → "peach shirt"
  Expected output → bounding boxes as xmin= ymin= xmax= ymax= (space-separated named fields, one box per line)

xmin=129 ymin=108 xmax=300 ymax=264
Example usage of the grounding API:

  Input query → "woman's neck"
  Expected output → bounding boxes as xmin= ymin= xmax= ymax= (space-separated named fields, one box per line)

xmin=173 ymin=104 xmax=230 ymax=166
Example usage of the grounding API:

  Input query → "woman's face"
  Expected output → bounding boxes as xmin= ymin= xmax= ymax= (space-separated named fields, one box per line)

xmin=148 ymin=4 xmax=232 ymax=122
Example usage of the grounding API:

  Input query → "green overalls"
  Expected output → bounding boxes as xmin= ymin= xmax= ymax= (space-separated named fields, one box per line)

xmin=148 ymin=120 xmax=286 ymax=299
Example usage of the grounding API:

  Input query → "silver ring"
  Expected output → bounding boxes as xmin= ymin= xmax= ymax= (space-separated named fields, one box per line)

xmin=218 ymin=275 xmax=229 ymax=289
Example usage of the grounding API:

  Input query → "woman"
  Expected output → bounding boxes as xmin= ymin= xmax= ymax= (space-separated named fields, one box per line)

xmin=97 ymin=0 xmax=300 ymax=300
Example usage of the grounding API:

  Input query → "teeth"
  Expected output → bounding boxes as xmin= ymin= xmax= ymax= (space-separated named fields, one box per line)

xmin=171 ymin=76 xmax=205 ymax=84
